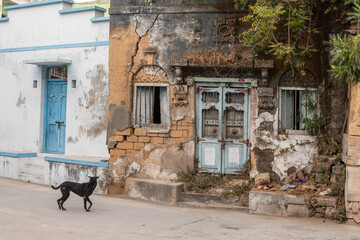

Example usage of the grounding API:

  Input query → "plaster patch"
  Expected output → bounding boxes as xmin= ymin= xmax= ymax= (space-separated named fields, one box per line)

xmin=16 ymin=92 xmax=26 ymax=108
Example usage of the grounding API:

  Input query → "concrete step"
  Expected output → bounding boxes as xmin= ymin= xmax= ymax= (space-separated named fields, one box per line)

xmin=177 ymin=201 xmax=249 ymax=212
xmin=24 ymin=164 xmax=44 ymax=175
xmin=180 ymin=192 xmax=249 ymax=206
xmin=181 ymin=192 xmax=239 ymax=204
xmin=18 ymin=172 xmax=44 ymax=185
xmin=125 ymin=178 xmax=184 ymax=205
xmin=30 ymin=157 xmax=45 ymax=166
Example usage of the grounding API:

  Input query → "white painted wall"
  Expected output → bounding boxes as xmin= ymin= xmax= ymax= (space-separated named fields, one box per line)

xmin=0 ymin=1 xmax=109 ymax=157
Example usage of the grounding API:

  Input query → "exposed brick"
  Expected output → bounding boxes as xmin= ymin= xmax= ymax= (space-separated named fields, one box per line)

xmin=126 ymin=150 xmax=139 ymax=156
xmin=127 ymin=136 xmax=139 ymax=142
xmin=139 ymin=136 xmax=151 ymax=143
xmin=170 ymin=130 xmax=183 ymax=138
xmin=146 ymin=133 xmax=158 ymax=137
xmin=116 ymin=128 xmax=133 ymax=136
xmin=116 ymin=141 xmax=134 ymax=150
xmin=158 ymin=133 xmax=170 ymax=137
xmin=151 ymin=137 xmax=164 ymax=144
xmin=188 ymin=127 xmax=195 ymax=138
xmin=182 ymin=119 xmax=194 ymax=125
xmin=177 ymin=125 xmax=189 ymax=130
xmin=110 ymin=149 xmax=126 ymax=157
xmin=182 ymin=130 xmax=188 ymax=138
xmin=171 ymin=121 xmax=177 ymax=126
xmin=109 ymin=135 xmax=125 ymax=142
xmin=134 ymin=142 xmax=145 ymax=150
xmin=134 ymin=128 xmax=147 ymax=136
xmin=170 ymin=125 xmax=177 ymax=131
xmin=177 ymin=121 xmax=182 ymax=126
xmin=164 ymin=138 xmax=179 ymax=144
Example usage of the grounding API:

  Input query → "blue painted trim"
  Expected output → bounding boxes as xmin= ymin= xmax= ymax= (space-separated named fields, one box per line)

xmin=45 ymin=156 xmax=108 ymax=168
xmin=90 ymin=16 xmax=110 ymax=22
xmin=0 ymin=41 xmax=109 ymax=53
xmin=5 ymin=0 xmax=74 ymax=10
xmin=59 ymin=6 xmax=106 ymax=14
xmin=0 ymin=17 xmax=9 ymax=22
xmin=0 ymin=152 xmax=37 ymax=158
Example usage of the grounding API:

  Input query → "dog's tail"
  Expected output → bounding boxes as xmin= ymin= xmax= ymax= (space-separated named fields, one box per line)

xmin=51 ymin=185 xmax=61 ymax=190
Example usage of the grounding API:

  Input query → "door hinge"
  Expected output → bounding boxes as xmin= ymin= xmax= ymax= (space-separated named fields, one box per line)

xmin=240 ymin=139 xmax=250 ymax=146
xmin=196 ymin=137 xmax=205 ymax=143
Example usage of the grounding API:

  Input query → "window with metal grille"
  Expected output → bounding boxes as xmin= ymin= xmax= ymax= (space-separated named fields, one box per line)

xmin=279 ymin=88 xmax=316 ymax=131
xmin=134 ymin=84 xmax=169 ymax=128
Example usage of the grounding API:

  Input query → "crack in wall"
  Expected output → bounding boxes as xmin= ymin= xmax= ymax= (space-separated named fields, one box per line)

xmin=129 ymin=14 xmax=160 ymax=75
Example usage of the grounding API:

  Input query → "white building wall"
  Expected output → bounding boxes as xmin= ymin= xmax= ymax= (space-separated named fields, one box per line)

xmin=0 ymin=0 xmax=109 ymax=157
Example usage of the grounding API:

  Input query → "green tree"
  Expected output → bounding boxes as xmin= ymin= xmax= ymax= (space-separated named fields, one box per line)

xmin=234 ymin=0 xmax=344 ymax=70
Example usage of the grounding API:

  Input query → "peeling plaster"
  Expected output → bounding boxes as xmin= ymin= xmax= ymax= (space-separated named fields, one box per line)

xmin=16 ymin=92 xmax=26 ymax=108
xmin=254 ymin=109 xmax=318 ymax=179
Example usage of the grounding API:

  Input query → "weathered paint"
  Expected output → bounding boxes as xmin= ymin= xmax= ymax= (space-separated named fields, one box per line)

xmin=0 ymin=0 xmax=109 ymax=158
xmin=0 ymin=154 xmax=109 ymax=194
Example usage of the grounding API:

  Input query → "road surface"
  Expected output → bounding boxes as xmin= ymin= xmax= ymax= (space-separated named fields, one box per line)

xmin=0 ymin=177 xmax=359 ymax=240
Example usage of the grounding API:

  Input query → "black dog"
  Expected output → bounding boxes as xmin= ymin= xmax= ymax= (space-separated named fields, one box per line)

xmin=51 ymin=176 xmax=99 ymax=212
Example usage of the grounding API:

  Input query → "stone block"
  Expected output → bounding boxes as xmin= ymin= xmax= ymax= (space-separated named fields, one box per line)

xmin=116 ymin=142 xmax=134 ymax=150
xmin=330 ymin=174 xmax=341 ymax=183
xmin=117 ymin=128 xmax=133 ymax=136
xmin=108 ymin=141 xmax=117 ymax=149
xmin=127 ymin=136 xmax=139 ymax=142
xmin=126 ymin=178 xmax=184 ymax=205
xmin=316 ymin=172 xmax=329 ymax=184
xmin=315 ymin=207 xmax=326 ymax=214
xmin=138 ymin=137 xmax=151 ymax=143
xmin=151 ymin=137 xmax=164 ymax=144
xmin=254 ymin=173 xmax=270 ymax=186
xmin=316 ymin=162 xmax=329 ymax=173
xmin=134 ymin=142 xmax=145 ymax=150
xmin=254 ymin=59 xmax=274 ymax=69
xmin=325 ymin=207 xmax=336 ymax=219
xmin=287 ymin=204 xmax=310 ymax=217
xmin=332 ymin=165 xmax=344 ymax=175
xmin=170 ymin=130 xmax=183 ymax=138
xmin=316 ymin=198 xmax=336 ymax=207
xmin=134 ymin=128 xmax=147 ymax=136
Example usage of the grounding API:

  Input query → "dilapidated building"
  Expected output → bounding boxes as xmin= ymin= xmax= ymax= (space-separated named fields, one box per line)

xmin=106 ymin=0 xmax=346 ymax=194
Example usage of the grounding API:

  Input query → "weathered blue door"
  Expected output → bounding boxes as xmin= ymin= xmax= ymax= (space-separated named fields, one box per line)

xmin=196 ymin=86 xmax=250 ymax=174
xmin=44 ymin=80 xmax=67 ymax=153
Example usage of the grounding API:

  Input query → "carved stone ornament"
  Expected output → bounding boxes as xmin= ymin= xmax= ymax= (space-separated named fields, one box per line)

xmin=172 ymin=85 xmax=189 ymax=106
xmin=349 ymin=201 xmax=360 ymax=223
xmin=279 ymin=69 xmax=317 ymax=88
xmin=134 ymin=65 xmax=168 ymax=84
xmin=214 ymin=17 xmax=239 ymax=43
xmin=258 ymin=87 xmax=274 ymax=110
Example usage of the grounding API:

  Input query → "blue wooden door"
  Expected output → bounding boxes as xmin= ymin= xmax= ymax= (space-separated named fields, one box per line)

xmin=222 ymin=87 xmax=249 ymax=174
xmin=44 ymin=80 xmax=67 ymax=153
xmin=196 ymin=86 xmax=249 ymax=174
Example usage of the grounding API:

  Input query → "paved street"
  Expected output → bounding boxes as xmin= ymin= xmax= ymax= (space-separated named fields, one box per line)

xmin=0 ymin=177 xmax=360 ymax=240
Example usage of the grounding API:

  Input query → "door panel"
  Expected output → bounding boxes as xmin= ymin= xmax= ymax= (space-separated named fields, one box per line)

xmin=44 ymin=80 xmax=67 ymax=153
xmin=222 ymin=87 xmax=249 ymax=173
xmin=197 ymin=87 xmax=223 ymax=173
xmin=197 ymin=85 xmax=250 ymax=174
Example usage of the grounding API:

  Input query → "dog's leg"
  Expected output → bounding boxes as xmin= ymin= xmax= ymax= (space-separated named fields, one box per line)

xmin=83 ymin=197 xmax=88 ymax=212
xmin=56 ymin=198 xmax=62 ymax=210
xmin=83 ymin=196 xmax=92 ymax=212
xmin=59 ymin=187 xmax=70 ymax=210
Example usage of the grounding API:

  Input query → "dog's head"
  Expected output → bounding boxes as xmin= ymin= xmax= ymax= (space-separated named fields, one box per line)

xmin=89 ymin=176 xmax=99 ymax=182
